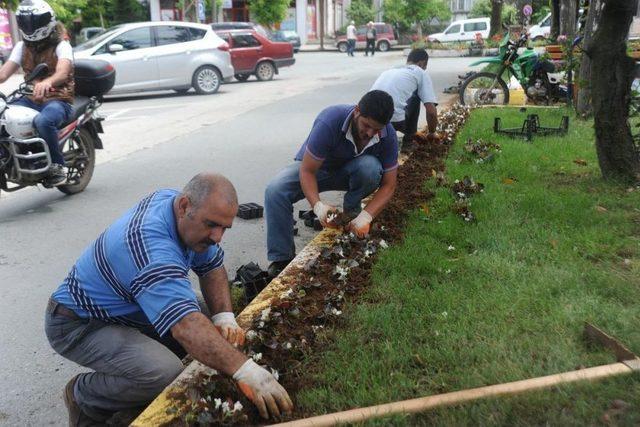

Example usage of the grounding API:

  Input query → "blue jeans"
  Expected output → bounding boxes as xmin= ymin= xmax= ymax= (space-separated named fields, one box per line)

xmin=347 ymin=39 xmax=356 ymax=56
xmin=265 ymin=155 xmax=383 ymax=262
xmin=12 ymin=97 xmax=73 ymax=166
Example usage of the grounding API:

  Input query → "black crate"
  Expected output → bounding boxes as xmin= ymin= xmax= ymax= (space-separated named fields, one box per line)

xmin=237 ymin=202 xmax=264 ymax=219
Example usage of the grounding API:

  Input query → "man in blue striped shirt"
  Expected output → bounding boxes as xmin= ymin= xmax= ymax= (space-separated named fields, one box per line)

xmin=45 ymin=173 xmax=292 ymax=425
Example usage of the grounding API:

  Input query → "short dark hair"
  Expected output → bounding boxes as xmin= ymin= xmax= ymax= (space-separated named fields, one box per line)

xmin=358 ymin=90 xmax=394 ymax=125
xmin=407 ymin=48 xmax=429 ymax=64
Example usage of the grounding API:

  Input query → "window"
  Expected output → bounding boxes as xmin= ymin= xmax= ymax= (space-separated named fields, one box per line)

xmin=108 ymin=27 xmax=152 ymax=51
xmin=231 ymin=34 xmax=261 ymax=48
xmin=189 ymin=28 xmax=207 ymax=40
xmin=541 ymin=16 xmax=551 ymax=27
xmin=356 ymin=27 xmax=367 ymax=36
xmin=475 ymin=22 xmax=487 ymax=31
xmin=464 ymin=23 xmax=475 ymax=32
xmin=457 ymin=0 xmax=465 ymax=10
xmin=445 ymin=24 xmax=460 ymax=34
xmin=155 ymin=26 xmax=192 ymax=46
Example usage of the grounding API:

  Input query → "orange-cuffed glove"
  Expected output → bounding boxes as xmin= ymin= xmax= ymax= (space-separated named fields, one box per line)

xmin=233 ymin=359 xmax=294 ymax=419
xmin=211 ymin=312 xmax=245 ymax=347
xmin=347 ymin=210 xmax=373 ymax=238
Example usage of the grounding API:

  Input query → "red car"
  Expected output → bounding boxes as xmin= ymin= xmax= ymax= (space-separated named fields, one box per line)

xmin=335 ymin=22 xmax=398 ymax=53
xmin=214 ymin=29 xmax=295 ymax=82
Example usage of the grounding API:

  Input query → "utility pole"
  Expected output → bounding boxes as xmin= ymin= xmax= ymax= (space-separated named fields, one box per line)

xmin=319 ymin=0 xmax=324 ymax=50
xmin=212 ymin=0 xmax=217 ymax=23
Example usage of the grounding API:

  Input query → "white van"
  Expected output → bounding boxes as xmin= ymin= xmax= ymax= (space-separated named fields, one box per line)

xmin=529 ymin=13 xmax=551 ymax=41
xmin=427 ymin=18 xmax=490 ymax=43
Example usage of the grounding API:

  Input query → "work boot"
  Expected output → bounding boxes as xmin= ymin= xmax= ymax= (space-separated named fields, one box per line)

xmin=400 ymin=135 xmax=415 ymax=154
xmin=267 ymin=259 xmax=293 ymax=278
xmin=45 ymin=164 xmax=67 ymax=187
xmin=64 ymin=374 xmax=98 ymax=427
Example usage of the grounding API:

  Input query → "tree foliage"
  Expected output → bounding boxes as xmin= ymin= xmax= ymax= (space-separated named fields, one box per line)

xmin=249 ymin=0 xmax=289 ymax=28
xmin=347 ymin=0 xmax=375 ymax=25
xmin=469 ymin=0 xmax=517 ymax=24
xmin=382 ymin=0 xmax=450 ymax=32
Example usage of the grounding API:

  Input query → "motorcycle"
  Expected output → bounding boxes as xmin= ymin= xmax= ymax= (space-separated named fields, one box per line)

xmin=459 ymin=31 xmax=567 ymax=106
xmin=0 ymin=58 xmax=115 ymax=195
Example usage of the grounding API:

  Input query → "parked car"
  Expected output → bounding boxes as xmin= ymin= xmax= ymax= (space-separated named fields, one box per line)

xmin=215 ymin=29 xmax=294 ymax=82
xmin=427 ymin=17 xmax=490 ymax=43
xmin=528 ymin=10 xmax=583 ymax=41
xmin=211 ymin=21 xmax=272 ymax=39
xmin=76 ymin=26 xmax=105 ymax=45
xmin=73 ymin=21 xmax=234 ymax=95
xmin=273 ymin=30 xmax=301 ymax=53
xmin=336 ymin=22 xmax=397 ymax=53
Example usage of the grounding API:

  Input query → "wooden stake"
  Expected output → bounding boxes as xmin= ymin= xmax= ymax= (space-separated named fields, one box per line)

xmin=272 ymin=362 xmax=636 ymax=427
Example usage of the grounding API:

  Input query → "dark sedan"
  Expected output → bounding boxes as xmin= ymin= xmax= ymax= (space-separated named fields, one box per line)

xmin=273 ymin=30 xmax=301 ymax=53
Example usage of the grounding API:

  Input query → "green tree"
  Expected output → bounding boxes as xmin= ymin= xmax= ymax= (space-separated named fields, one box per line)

xmin=405 ymin=0 xmax=450 ymax=38
xmin=469 ymin=0 xmax=517 ymax=25
xmin=382 ymin=0 xmax=409 ymax=28
xmin=249 ymin=0 xmax=289 ymax=27
xmin=107 ymin=0 xmax=148 ymax=26
xmin=347 ymin=0 xmax=374 ymax=25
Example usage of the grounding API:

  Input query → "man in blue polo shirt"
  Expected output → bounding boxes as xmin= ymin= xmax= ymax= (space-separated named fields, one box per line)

xmin=45 ymin=173 xmax=292 ymax=425
xmin=265 ymin=90 xmax=397 ymax=277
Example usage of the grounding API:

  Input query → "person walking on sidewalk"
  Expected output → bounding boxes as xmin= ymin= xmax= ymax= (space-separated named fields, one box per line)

xmin=45 ymin=173 xmax=293 ymax=425
xmin=346 ymin=20 xmax=357 ymax=57
xmin=364 ymin=21 xmax=377 ymax=56
xmin=264 ymin=90 xmax=398 ymax=278
xmin=370 ymin=48 xmax=438 ymax=150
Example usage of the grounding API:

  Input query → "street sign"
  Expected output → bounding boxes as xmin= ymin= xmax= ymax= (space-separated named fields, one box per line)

xmin=222 ymin=0 xmax=232 ymax=9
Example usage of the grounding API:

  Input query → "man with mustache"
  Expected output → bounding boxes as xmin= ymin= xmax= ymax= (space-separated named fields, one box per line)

xmin=45 ymin=173 xmax=293 ymax=426
xmin=265 ymin=90 xmax=398 ymax=277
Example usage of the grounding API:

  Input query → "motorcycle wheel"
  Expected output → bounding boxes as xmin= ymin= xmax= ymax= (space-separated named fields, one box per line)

xmin=57 ymin=128 xmax=95 ymax=195
xmin=459 ymin=72 xmax=509 ymax=106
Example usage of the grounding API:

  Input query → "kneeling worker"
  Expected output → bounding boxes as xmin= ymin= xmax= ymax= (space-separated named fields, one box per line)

xmin=265 ymin=90 xmax=398 ymax=277
xmin=371 ymin=48 xmax=438 ymax=149
xmin=45 ymin=173 xmax=292 ymax=425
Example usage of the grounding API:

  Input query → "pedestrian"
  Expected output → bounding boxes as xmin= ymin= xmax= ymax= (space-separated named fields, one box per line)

xmin=45 ymin=173 xmax=293 ymax=425
xmin=264 ymin=90 xmax=398 ymax=278
xmin=346 ymin=20 xmax=356 ymax=57
xmin=370 ymin=48 xmax=438 ymax=151
xmin=364 ymin=21 xmax=377 ymax=56
xmin=0 ymin=0 xmax=74 ymax=187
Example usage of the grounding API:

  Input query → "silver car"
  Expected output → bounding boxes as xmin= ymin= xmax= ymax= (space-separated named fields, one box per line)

xmin=74 ymin=21 xmax=234 ymax=95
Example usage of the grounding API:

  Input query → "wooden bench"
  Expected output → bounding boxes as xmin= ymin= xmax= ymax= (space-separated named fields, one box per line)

xmin=545 ymin=44 xmax=640 ymax=62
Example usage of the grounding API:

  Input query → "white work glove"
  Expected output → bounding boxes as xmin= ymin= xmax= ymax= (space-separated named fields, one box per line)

xmin=347 ymin=210 xmax=373 ymax=238
xmin=233 ymin=359 xmax=294 ymax=419
xmin=313 ymin=201 xmax=336 ymax=227
xmin=211 ymin=312 xmax=245 ymax=347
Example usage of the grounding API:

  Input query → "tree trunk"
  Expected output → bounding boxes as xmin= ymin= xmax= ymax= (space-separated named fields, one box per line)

xmin=490 ymin=0 xmax=502 ymax=38
xmin=559 ymin=0 xmax=578 ymax=39
xmin=576 ymin=0 xmax=602 ymax=116
xmin=590 ymin=0 xmax=640 ymax=182
xmin=550 ymin=0 xmax=560 ymax=39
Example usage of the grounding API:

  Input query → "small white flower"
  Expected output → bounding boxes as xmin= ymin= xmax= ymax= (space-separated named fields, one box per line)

xmin=260 ymin=308 xmax=271 ymax=321
xmin=331 ymin=308 xmax=342 ymax=316
xmin=252 ymin=352 xmax=263 ymax=362
xmin=441 ymin=311 xmax=448 ymax=317
xmin=280 ymin=289 xmax=294 ymax=299
xmin=270 ymin=368 xmax=279 ymax=381
xmin=284 ymin=342 xmax=293 ymax=349
xmin=379 ymin=239 xmax=389 ymax=249
xmin=258 ymin=321 xmax=265 ymax=328
xmin=447 ymin=245 xmax=455 ymax=251
xmin=221 ymin=401 xmax=231 ymax=415
xmin=233 ymin=401 xmax=243 ymax=413
xmin=214 ymin=398 xmax=222 ymax=409
xmin=246 ymin=330 xmax=258 ymax=341
xmin=445 ymin=269 xmax=451 ymax=274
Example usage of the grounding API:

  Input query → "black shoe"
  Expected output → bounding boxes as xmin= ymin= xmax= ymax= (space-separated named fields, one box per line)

xmin=267 ymin=259 xmax=293 ymax=278
xmin=45 ymin=164 xmax=67 ymax=187
xmin=400 ymin=135 xmax=415 ymax=153
xmin=64 ymin=374 xmax=102 ymax=426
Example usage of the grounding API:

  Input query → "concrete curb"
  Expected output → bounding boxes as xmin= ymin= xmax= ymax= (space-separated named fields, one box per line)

xmin=131 ymin=97 xmax=460 ymax=426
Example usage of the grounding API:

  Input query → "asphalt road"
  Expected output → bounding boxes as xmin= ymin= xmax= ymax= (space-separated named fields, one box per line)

xmin=0 ymin=51 xmax=475 ymax=425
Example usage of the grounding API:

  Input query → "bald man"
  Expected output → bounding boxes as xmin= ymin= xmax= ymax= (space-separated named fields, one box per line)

xmin=45 ymin=173 xmax=293 ymax=426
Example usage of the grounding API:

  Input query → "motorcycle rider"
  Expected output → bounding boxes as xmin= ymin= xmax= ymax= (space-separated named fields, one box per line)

xmin=0 ymin=0 xmax=74 ymax=187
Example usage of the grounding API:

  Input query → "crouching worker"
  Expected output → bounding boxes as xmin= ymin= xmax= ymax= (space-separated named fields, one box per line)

xmin=45 ymin=173 xmax=293 ymax=425
xmin=265 ymin=90 xmax=398 ymax=277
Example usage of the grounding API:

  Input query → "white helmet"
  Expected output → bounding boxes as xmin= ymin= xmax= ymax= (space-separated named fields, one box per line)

xmin=17 ymin=0 xmax=56 ymax=42
xmin=4 ymin=105 xmax=38 ymax=139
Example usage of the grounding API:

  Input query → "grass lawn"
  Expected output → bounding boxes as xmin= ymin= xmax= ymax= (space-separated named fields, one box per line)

xmin=295 ymin=107 xmax=640 ymax=425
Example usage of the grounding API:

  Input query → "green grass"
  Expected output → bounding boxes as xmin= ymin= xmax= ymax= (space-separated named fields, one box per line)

xmin=295 ymin=107 xmax=640 ymax=425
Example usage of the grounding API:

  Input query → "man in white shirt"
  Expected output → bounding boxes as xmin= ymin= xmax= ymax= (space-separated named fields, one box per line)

xmin=0 ymin=0 xmax=74 ymax=186
xmin=346 ymin=20 xmax=356 ymax=57
xmin=371 ymin=49 xmax=438 ymax=150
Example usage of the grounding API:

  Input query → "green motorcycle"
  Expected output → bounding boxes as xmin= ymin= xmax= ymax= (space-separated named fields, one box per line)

xmin=459 ymin=31 xmax=566 ymax=106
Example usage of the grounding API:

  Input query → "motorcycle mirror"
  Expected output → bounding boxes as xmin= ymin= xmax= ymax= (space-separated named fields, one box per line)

xmin=25 ymin=63 xmax=49 ymax=83
xmin=572 ymin=36 xmax=583 ymax=47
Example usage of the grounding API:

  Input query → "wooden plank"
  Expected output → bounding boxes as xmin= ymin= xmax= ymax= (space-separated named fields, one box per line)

xmin=583 ymin=322 xmax=637 ymax=362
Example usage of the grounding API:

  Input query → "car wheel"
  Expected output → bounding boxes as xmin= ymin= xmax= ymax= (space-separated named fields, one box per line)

xmin=377 ymin=40 xmax=390 ymax=52
xmin=532 ymin=36 xmax=544 ymax=42
xmin=192 ymin=65 xmax=221 ymax=94
xmin=255 ymin=61 xmax=275 ymax=81
xmin=337 ymin=42 xmax=348 ymax=53
xmin=235 ymin=73 xmax=251 ymax=82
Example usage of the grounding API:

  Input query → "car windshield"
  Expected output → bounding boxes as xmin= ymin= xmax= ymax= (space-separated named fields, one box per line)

xmin=280 ymin=31 xmax=297 ymax=37
xmin=74 ymin=25 xmax=122 ymax=51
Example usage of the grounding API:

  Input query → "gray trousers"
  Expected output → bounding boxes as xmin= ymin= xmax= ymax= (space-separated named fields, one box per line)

xmin=44 ymin=300 xmax=186 ymax=422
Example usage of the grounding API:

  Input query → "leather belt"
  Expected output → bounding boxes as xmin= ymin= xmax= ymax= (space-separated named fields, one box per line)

xmin=47 ymin=298 xmax=80 ymax=320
